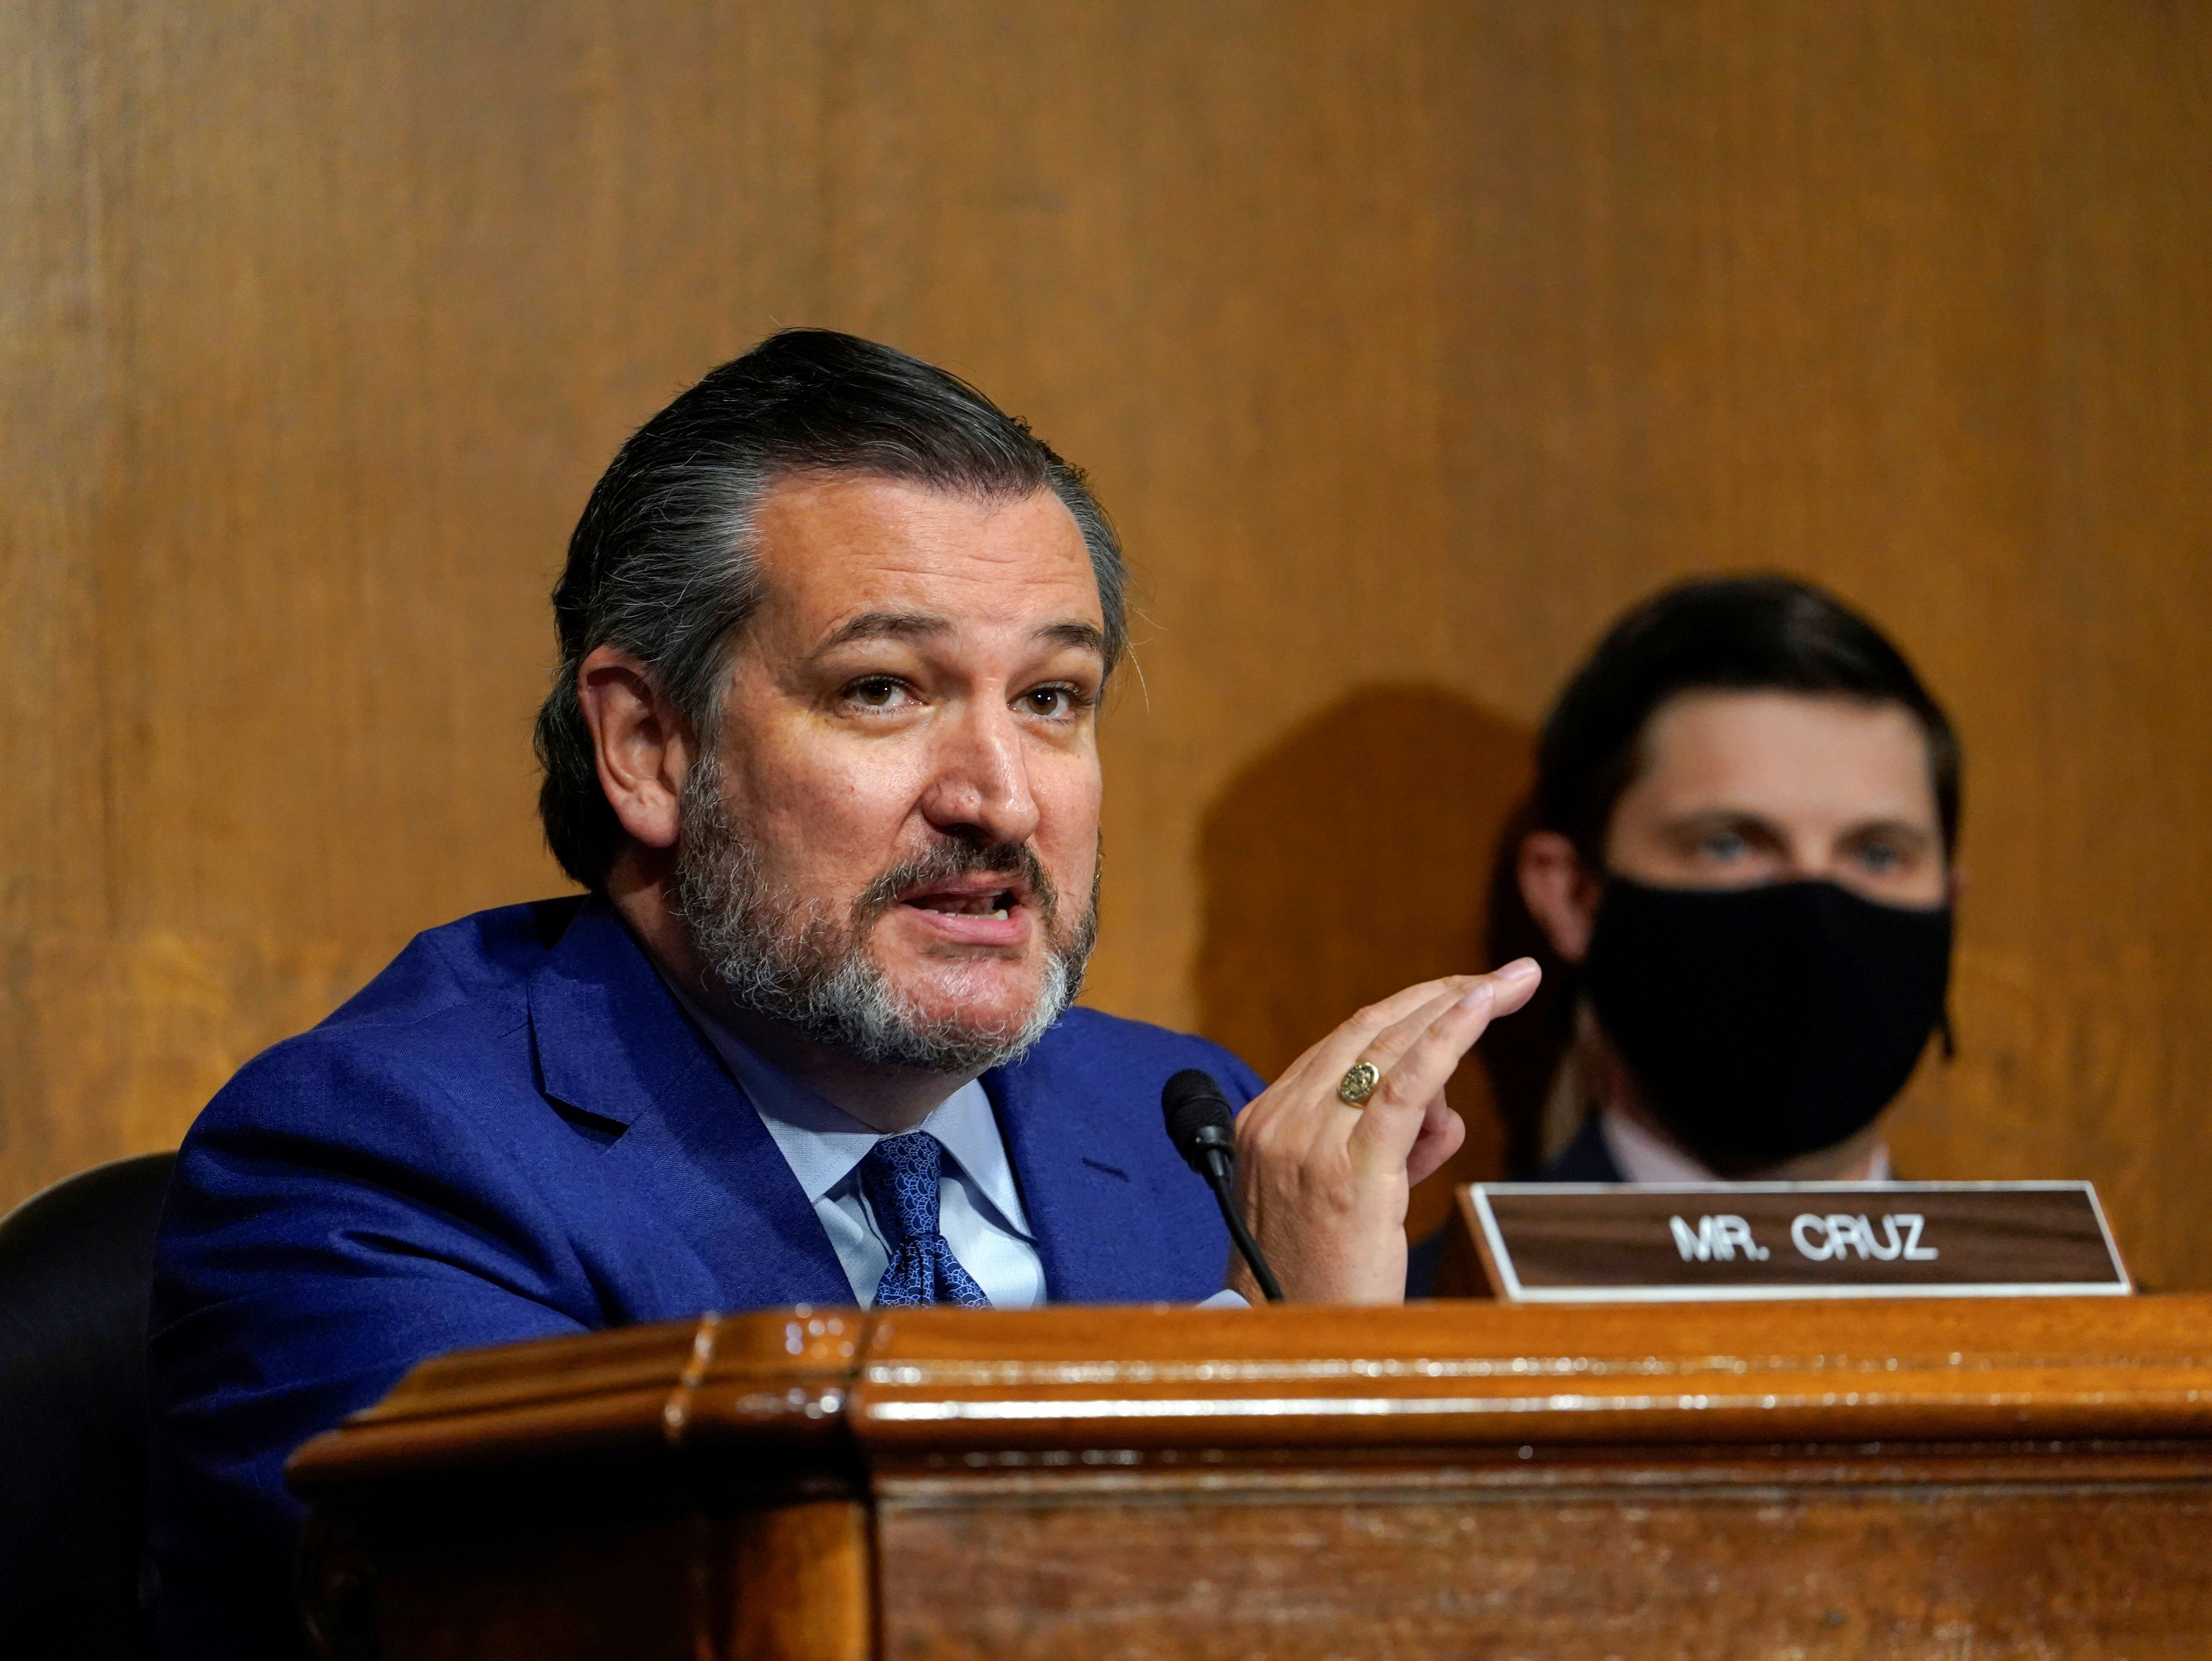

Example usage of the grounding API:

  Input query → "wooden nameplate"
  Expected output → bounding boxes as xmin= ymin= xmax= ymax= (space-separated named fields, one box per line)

xmin=1435 ymin=1181 xmax=2131 ymax=1303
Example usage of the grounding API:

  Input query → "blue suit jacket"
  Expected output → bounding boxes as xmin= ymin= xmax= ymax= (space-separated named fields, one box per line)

xmin=148 ymin=897 xmax=1260 ymax=1659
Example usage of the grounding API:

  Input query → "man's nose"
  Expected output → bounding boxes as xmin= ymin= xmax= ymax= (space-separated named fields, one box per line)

xmin=1783 ymin=834 xmax=1832 ymax=883
xmin=918 ymin=696 xmax=1041 ymax=846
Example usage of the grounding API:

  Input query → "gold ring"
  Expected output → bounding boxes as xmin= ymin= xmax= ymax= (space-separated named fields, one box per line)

xmin=1337 ymin=1061 xmax=1381 ymax=1106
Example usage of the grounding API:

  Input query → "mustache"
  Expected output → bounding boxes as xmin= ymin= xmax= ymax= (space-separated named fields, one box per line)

xmin=853 ymin=838 xmax=1059 ymax=927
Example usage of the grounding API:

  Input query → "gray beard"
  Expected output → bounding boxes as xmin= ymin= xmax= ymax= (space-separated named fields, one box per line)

xmin=667 ymin=753 xmax=1096 ymax=1074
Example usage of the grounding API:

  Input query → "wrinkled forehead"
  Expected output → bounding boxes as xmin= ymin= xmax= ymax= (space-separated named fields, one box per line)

xmin=747 ymin=472 xmax=1103 ymax=645
xmin=1633 ymin=689 xmax=1942 ymax=828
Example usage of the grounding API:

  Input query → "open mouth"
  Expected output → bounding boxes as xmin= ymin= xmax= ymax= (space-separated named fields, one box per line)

xmin=902 ymin=887 xmax=1021 ymax=921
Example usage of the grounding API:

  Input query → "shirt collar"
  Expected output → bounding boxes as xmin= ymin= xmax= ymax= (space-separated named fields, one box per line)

xmin=658 ymin=968 xmax=1033 ymax=1234
xmin=1598 ymin=1105 xmax=1892 ymax=1184
xmin=916 ymin=1083 xmax=1033 ymax=1237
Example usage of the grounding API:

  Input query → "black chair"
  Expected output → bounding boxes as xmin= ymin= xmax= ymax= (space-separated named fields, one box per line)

xmin=0 ymin=1150 xmax=176 ymax=1661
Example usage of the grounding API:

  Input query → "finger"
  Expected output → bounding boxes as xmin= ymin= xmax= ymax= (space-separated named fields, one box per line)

xmin=1348 ymin=968 xmax=1536 ymax=1170
xmin=1241 ymin=959 xmax=1539 ymax=1175
xmin=1342 ymin=983 xmax=1498 ymax=1176
xmin=1405 ymin=1096 xmax=1466 ymax=1187
xmin=1270 ymin=975 xmax=1480 ymax=1097
xmin=1356 ymin=985 xmax=1489 ymax=1078
xmin=1485 ymin=957 xmax=1542 ymax=1020
xmin=1336 ymin=957 xmax=1543 ymax=1102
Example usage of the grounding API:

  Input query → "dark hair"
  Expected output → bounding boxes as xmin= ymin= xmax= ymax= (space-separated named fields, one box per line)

xmin=1485 ymin=573 xmax=1962 ymax=1174
xmin=1535 ymin=573 xmax=1961 ymax=860
xmin=533 ymin=328 xmax=1126 ymax=889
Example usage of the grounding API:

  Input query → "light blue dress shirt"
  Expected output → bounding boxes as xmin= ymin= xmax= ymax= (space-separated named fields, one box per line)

xmin=679 ymin=1000 xmax=1048 ymax=1308
xmin=663 ymin=971 xmax=1247 ymax=1311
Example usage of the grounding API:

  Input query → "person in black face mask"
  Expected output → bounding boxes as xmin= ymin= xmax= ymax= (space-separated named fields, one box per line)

xmin=1477 ymin=575 xmax=1961 ymax=1209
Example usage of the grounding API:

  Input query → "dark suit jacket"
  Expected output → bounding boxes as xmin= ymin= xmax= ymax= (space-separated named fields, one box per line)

xmin=1534 ymin=1115 xmax=1625 ymax=1183
xmin=148 ymin=897 xmax=1260 ymax=1659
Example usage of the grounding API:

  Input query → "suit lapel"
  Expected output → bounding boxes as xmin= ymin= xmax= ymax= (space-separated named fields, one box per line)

xmin=987 ymin=1051 xmax=1149 ymax=1303
xmin=527 ymin=906 xmax=852 ymax=1307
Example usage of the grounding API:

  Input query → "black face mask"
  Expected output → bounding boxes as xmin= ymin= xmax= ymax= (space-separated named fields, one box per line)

xmin=1581 ymin=877 xmax=1952 ymax=1170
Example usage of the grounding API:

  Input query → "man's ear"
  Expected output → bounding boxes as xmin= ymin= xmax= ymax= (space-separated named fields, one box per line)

xmin=575 ymin=646 xmax=693 ymax=852
xmin=1517 ymin=830 xmax=1604 ymax=964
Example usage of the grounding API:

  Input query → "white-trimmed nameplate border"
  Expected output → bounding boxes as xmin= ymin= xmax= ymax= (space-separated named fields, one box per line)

xmin=1461 ymin=1181 xmax=2131 ymax=1303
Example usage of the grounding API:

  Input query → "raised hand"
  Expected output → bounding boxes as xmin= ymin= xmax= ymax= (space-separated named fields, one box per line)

xmin=1229 ymin=959 xmax=1542 ymax=1304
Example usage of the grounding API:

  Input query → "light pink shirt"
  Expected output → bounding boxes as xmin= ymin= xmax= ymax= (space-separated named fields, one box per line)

xmin=1597 ymin=1105 xmax=1893 ymax=1184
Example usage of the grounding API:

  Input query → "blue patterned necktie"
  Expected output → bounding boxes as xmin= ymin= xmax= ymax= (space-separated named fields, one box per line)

xmin=859 ymin=1131 xmax=992 ymax=1308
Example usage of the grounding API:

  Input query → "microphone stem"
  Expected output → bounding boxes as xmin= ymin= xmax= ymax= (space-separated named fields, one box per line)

xmin=1203 ymin=1156 xmax=1284 ymax=1304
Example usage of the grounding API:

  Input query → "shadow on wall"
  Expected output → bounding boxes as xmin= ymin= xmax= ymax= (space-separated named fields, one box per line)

xmin=1193 ymin=685 xmax=1534 ymax=1241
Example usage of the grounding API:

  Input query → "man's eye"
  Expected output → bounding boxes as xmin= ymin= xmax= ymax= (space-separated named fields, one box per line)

xmin=1701 ymin=829 xmax=1749 ymax=861
xmin=1857 ymin=841 xmax=1903 ymax=873
xmin=1022 ymin=685 xmax=1083 ymax=719
xmin=844 ymin=676 xmax=910 ymax=710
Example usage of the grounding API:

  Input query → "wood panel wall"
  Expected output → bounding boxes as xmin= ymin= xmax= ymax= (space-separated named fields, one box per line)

xmin=4 ymin=3 xmax=2208 ymax=1285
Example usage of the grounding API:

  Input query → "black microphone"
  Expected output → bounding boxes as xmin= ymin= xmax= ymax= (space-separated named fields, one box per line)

xmin=1161 ymin=1068 xmax=1284 ymax=1304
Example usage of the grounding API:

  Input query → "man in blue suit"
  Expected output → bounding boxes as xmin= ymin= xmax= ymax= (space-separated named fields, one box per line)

xmin=148 ymin=330 xmax=1539 ymax=1658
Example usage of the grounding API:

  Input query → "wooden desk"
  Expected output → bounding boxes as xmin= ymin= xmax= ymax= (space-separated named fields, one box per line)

xmin=290 ymin=1296 xmax=2212 ymax=1659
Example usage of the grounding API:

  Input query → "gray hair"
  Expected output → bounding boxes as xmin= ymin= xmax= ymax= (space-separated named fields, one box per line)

xmin=533 ymin=328 xmax=1127 ymax=889
xmin=668 ymin=745 xmax=1097 ymax=1073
